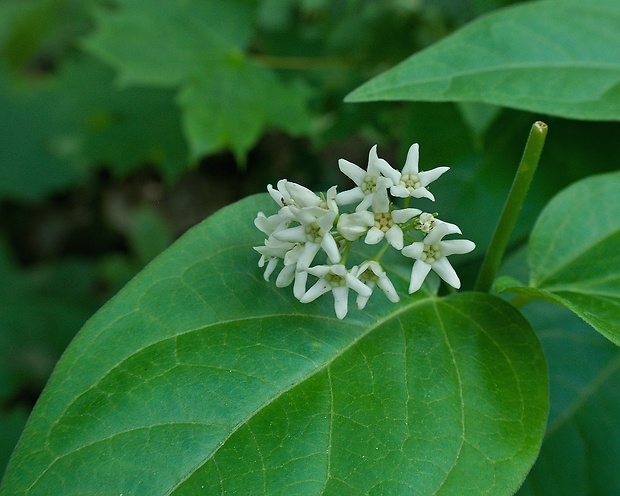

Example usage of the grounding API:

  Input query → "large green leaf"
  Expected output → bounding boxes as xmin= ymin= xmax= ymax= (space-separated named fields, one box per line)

xmin=497 ymin=171 xmax=620 ymax=345
xmin=346 ymin=0 xmax=620 ymax=121
xmin=517 ymin=303 xmax=620 ymax=496
xmin=1 ymin=195 xmax=547 ymax=495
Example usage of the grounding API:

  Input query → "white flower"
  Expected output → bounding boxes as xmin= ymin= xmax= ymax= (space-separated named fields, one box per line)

xmin=336 ymin=145 xmax=400 ymax=211
xmin=351 ymin=260 xmax=399 ymax=309
xmin=416 ymin=212 xmax=437 ymax=233
xmin=337 ymin=211 xmax=374 ymax=241
xmin=300 ymin=264 xmax=372 ymax=319
xmin=254 ymin=210 xmax=289 ymax=237
xmin=274 ymin=207 xmax=340 ymax=268
xmin=364 ymin=187 xmax=421 ymax=250
xmin=401 ymin=221 xmax=475 ymax=293
xmin=390 ymin=143 xmax=449 ymax=202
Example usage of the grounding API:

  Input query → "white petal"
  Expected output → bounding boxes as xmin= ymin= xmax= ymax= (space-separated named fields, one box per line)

xmin=276 ymin=264 xmax=295 ymax=287
xmin=345 ymin=273 xmax=373 ymax=297
xmin=293 ymin=269 xmax=309 ymax=298
xmin=374 ymin=158 xmax=400 ymax=185
xmin=317 ymin=210 xmax=337 ymax=231
xmin=297 ymin=242 xmax=321 ymax=269
xmin=332 ymin=286 xmax=350 ymax=319
xmin=410 ymin=187 xmax=436 ymax=201
xmin=377 ymin=275 xmax=400 ymax=302
xmin=337 ymin=211 xmax=374 ymax=241
xmin=306 ymin=265 xmax=331 ymax=277
xmin=431 ymin=257 xmax=461 ymax=289
xmin=264 ymin=258 xmax=279 ymax=282
xmin=336 ymin=187 xmax=365 ymax=206
xmin=419 ymin=166 xmax=449 ymax=187
xmin=354 ymin=194 xmax=374 ymax=212
xmin=390 ymin=185 xmax=410 ymax=198
xmin=425 ymin=221 xmax=462 ymax=244
xmin=391 ymin=208 xmax=422 ymax=224
xmin=321 ymin=234 xmax=342 ymax=264
xmin=371 ymin=187 xmax=390 ymax=214
xmin=286 ymin=182 xmax=321 ymax=207
xmin=401 ymin=241 xmax=424 ymax=259
xmin=385 ymin=225 xmax=404 ymax=250
xmin=291 ymin=206 xmax=323 ymax=225
xmin=300 ymin=279 xmax=331 ymax=303
xmin=440 ymin=239 xmax=476 ymax=257
xmin=338 ymin=159 xmax=366 ymax=185
xmin=365 ymin=227 xmax=385 ymax=245
xmin=402 ymin=143 xmax=420 ymax=175
xmin=356 ymin=290 xmax=372 ymax=309
xmin=409 ymin=261 xmax=432 ymax=293
xmin=274 ymin=225 xmax=306 ymax=243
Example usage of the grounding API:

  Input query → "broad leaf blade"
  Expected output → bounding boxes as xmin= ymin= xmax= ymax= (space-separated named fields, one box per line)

xmin=346 ymin=0 xmax=620 ymax=121
xmin=500 ymin=171 xmax=620 ymax=345
xmin=83 ymin=0 xmax=254 ymax=86
xmin=517 ymin=303 xmax=620 ymax=495
xmin=1 ymin=195 xmax=548 ymax=495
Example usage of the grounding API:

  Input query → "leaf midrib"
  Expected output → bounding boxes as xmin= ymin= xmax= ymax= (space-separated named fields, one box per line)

xmin=28 ymin=297 xmax=432 ymax=494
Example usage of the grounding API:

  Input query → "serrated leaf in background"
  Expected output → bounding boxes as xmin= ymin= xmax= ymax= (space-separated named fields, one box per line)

xmin=178 ymin=59 xmax=312 ymax=162
xmin=346 ymin=0 xmax=620 ymax=121
xmin=84 ymin=0 xmax=313 ymax=161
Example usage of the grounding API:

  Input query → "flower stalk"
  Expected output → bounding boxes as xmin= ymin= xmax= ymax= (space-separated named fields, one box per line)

xmin=474 ymin=121 xmax=548 ymax=293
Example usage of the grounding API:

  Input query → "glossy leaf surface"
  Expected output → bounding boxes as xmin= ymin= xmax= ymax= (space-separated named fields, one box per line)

xmin=346 ymin=0 xmax=620 ymax=121
xmin=517 ymin=304 xmax=620 ymax=495
xmin=498 ymin=171 xmax=620 ymax=345
xmin=1 ymin=195 xmax=548 ymax=495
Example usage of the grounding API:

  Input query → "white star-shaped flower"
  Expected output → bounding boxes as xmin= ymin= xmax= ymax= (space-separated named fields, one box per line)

xmin=401 ymin=221 xmax=475 ymax=293
xmin=390 ymin=143 xmax=449 ymax=202
xmin=364 ymin=187 xmax=421 ymax=250
xmin=351 ymin=260 xmax=399 ymax=309
xmin=273 ymin=207 xmax=340 ymax=269
xmin=336 ymin=145 xmax=400 ymax=211
xmin=300 ymin=264 xmax=372 ymax=319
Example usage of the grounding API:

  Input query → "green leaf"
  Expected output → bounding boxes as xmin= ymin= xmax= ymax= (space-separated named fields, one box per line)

xmin=346 ymin=0 xmax=620 ymax=121
xmin=84 ymin=0 xmax=312 ymax=160
xmin=0 ymin=56 xmax=188 ymax=200
xmin=499 ymin=171 xmax=620 ymax=346
xmin=517 ymin=303 xmax=620 ymax=496
xmin=178 ymin=59 xmax=312 ymax=161
xmin=1 ymin=195 xmax=548 ymax=495
xmin=83 ymin=0 xmax=254 ymax=86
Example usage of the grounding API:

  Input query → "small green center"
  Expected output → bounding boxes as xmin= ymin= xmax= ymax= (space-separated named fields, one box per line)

xmin=305 ymin=223 xmax=323 ymax=243
xmin=400 ymin=173 xmax=421 ymax=191
xmin=420 ymin=244 xmax=441 ymax=263
xmin=360 ymin=268 xmax=379 ymax=282
xmin=374 ymin=212 xmax=393 ymax=232
xmin=361 ymin=175 xmax=378 ymax=194
xmin=325 ymin=272 xmax=346 ymax=287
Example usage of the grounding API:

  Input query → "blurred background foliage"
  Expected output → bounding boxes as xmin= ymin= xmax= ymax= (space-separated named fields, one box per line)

xmin=1 ymin=0 xmax=618 ymax=476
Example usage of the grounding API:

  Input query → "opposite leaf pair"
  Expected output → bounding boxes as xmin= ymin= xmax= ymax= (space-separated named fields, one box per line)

xmin=254 ymin=144 xmax=475 ymax=318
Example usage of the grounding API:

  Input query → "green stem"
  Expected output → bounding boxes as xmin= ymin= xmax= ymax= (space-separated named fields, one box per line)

xmin=474 ymin=121 xmax=548 ymax=293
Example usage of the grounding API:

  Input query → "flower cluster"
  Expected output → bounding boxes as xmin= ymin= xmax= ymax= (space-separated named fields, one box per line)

xmin=254 ymin=143 xmax=475 ymax=319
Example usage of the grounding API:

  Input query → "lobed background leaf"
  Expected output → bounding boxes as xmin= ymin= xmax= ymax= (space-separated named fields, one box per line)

xmin=1 ymin=195 xmax=548 ymax=495
xmin=346 ymin=0 xmax=620 ymax=121
xmin=83 ymin=0 xmax=312 ymax=161
xmin=498 ymin=171 xmax=620 ymax=345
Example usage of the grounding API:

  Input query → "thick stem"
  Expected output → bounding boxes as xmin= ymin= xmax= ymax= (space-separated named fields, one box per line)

xmin=474 ymin=121 xmax=548 ymax=293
